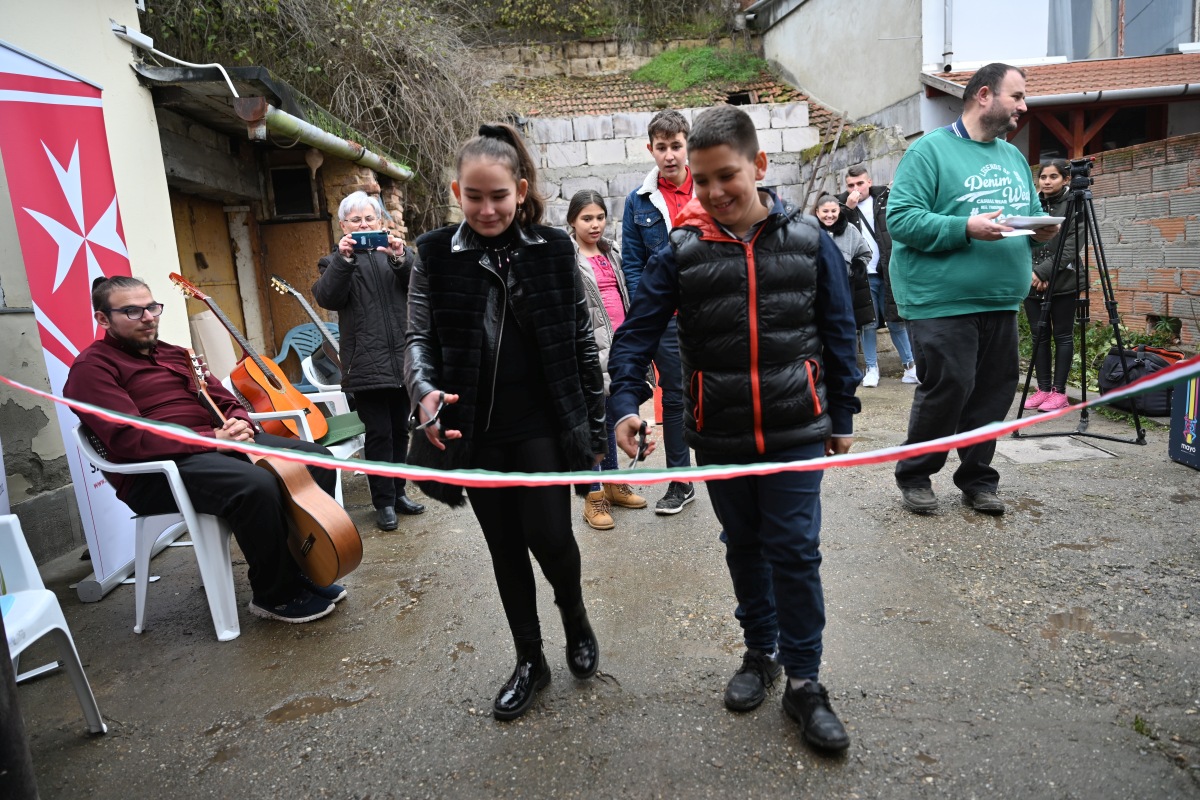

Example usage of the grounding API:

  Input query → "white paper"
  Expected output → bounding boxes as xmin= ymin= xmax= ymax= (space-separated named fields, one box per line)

xmin=1000 ymin=229 xmax=1036 ymax=237
xmin=999 ymin=215 xmax=1064 ymax=229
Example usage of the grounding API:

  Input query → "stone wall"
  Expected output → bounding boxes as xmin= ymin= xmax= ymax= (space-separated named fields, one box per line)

xmin=522 ymin=106 xmax=908 ymax=239
xmin=1091 ymin=133 xmax=1200 ymax=349
xmin=485 ymin=35 xmax=762 ymax=79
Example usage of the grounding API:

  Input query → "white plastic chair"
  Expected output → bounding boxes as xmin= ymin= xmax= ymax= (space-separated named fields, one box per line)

xmin=0 ymin=513 xmax=107 ymax=734
xmin=221 ymin=377 xmax=365 ymax=507
xmin=72 ymin=426 xmax=240 ymax=642
xmin=301 ymin=354 xmax=341 ymax=393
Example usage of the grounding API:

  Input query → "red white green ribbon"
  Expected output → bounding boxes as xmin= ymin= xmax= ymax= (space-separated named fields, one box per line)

xmin=6 ymin=352 xmax=1199 ymax=489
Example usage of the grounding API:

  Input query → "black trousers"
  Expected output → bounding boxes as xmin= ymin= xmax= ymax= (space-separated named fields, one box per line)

xmin=122 ymin=433 xmax=335 ymax=605
xmin=895 ymin=312 xmax=1018 ymax=495
xmin=352 ymin=387 xmax=411 ymax=510
xmin=466 ymin=437 xmax=583 ymax=644
xmin=1023 ymin=293 xmax=1078 ymax=392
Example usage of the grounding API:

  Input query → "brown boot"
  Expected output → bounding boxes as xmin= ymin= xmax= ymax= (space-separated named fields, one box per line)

xmin=604 ymin=483 xmax=647 ymax=509
xmin=582 ymin=490 xmax=614 ymax=530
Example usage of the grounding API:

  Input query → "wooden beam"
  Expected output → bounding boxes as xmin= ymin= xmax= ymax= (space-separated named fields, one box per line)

xmin=1070 ymin=109 xmax=1085 ymax=158
xmin=1080 ymin=107 xmax=1118 ymax=151
xmin=1036 ymin=110 xmax=1073 ymax=149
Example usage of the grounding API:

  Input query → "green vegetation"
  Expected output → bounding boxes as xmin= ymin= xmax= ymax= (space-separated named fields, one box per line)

xmin=459 ymin=0 xmax=731 ymax=41
xmin=632 ymin=46 xmax=769 ymax=92
xmin=1133 ymin=714 xmax=1153 ymax=737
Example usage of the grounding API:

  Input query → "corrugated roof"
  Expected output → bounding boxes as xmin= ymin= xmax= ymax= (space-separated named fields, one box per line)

xmin=494 ymin=70 xmax=846 ymax=133
xmin=930 ymin=52 xmax=1200 ymax=97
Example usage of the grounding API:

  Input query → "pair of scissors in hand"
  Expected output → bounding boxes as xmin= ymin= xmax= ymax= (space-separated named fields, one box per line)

xmin=627 ymin=420 xmax=650 ymax=470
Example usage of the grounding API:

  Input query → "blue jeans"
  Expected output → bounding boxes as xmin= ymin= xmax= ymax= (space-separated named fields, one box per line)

xmin=861 ymin=274 xmax=913 ymax=368
xmin=699 ymin=441 xmax=827 ymax=680
xmin=655 ymin=316 xmax=691 ymax=471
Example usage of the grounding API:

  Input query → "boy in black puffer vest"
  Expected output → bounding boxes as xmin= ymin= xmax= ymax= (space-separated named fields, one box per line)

xmin=608 ymin=105 xmax=862 ymax=753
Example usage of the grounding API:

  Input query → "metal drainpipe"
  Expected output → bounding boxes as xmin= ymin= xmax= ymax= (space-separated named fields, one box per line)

xmin=943 ymin=0 xmax=954 ymax=71
xmin=233 ymin=97 xmax=414 ymax=183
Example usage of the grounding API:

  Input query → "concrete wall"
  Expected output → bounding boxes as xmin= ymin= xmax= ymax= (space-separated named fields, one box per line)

xmin=485 ymin=35 xmax=762 ymax=79
xmin=522 ymin=104 xmax=907 ymax=240
xmin=761 ymin=0 xmax=922 ymax=124
xmin=0 ymin=2 xmax=181 ymax=562
xmin=1090 ymin=133 xmax=1200 ymax=349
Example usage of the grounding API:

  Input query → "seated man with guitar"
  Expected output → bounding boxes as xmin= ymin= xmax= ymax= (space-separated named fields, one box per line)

xmin=64 ymin=276 xmax=348 ymax=624
xmin=314 ymin=190 xmax=425 ymax=531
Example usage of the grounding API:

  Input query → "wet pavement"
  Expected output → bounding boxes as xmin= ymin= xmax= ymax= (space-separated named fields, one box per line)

xmin=14 ymin=373 xmax=1200 ymax=799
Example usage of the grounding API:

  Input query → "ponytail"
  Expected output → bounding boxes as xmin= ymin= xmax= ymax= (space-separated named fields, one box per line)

xmin=458 ymin=123 xmax=545 ymax=228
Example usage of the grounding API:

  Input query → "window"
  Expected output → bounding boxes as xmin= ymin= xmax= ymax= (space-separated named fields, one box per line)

xmin=1049 ymin=0 xmax=1197 ymax=59
xmin=268 ymin=166 xmax=318 ymax=218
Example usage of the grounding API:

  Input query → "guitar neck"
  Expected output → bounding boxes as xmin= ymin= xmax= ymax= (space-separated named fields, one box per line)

xmin=290 ymin=291 xmax=340 ymax=354
xmin=199 ymin=296 xmax=275 ymax=375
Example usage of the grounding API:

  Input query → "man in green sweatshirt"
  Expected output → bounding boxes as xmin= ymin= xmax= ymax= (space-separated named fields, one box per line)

xmin=888 ymin=63 xmax=1059 ymax=516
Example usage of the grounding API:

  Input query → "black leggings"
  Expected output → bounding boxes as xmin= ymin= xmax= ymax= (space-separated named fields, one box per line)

xmin=1024 ymin=293 xmax=1078 ymax=392
xmin=467 ymin=437 xmax=583 ymax=644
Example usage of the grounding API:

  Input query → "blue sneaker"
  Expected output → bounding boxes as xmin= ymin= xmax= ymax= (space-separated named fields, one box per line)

xmin=248 ymin=590 xmax=335 ymax=624
xmin=300 ymin=573 xmax=348 ymax=604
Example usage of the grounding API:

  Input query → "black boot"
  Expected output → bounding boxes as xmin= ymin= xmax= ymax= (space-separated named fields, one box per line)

xmin=493 ymin=639 xmax=550 ymax=721
xmin=559 ymin=602 xmax=599 ymax=679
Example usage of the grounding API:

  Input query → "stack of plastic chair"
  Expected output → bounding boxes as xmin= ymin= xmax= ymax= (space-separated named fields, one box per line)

xmin=72 ymin=426 xmax=240 ymax=642
xmin=273 ymin=323 xmax=340 ymax=394
xmin=1 ymin=513 xmax=107 ymax=734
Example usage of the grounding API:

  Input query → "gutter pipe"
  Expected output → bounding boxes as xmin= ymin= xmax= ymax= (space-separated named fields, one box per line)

xmin=233 ymin=97 xmax=413 ymax=183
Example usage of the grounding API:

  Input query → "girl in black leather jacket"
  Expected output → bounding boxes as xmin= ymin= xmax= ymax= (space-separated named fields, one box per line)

xmin=406 ymin=124 xmax=606 ymax=721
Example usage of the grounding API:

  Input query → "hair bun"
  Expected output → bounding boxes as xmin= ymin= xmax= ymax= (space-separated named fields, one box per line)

xmin=478 ymin=124 xmax=511 ymax=142
xmin=91 ymin=277 xmax=109 ymax=291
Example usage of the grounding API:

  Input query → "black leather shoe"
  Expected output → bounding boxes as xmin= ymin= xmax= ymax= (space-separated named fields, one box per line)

xmin=724 ymin=648 xmax=783 ymax=711
xmin=375 ymin=506 xmax=398 ymax=531
xmin=963 ymin=490 xmax=1005 ymax=515
xmin=782 ymin=681 xmax=850 ymax=752
xmin=493 ymin=641 xmax=551 ymax=721
xmin=899 ymin=485 xmax=938 ymax=513
xmin=559 ymin=602 xmax=599 ymax=679
xmin=395 ymin=494 xmax=426 ymax=515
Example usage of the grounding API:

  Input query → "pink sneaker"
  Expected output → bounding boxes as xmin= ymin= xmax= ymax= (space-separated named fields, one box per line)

xmin=1024 ymin=389 xmax=1052 ymax=410
xmin=1037 ymin=389 xmax=1070 ymax=412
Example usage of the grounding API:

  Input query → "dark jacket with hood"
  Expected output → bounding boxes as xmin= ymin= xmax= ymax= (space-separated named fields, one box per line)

xmin=818 ymin=211 xmax=875 ymax=329
xmin=608 ymin=191 xmax=861 ymax=457
xmin=1029 ymin=187 xmax=1084 ymax=297
xmin=406 ymin=221 xmax=606 ymax=506
xmin=837 ymin=184 xmax=904 ymax=323
xmin=313 ymin=245 xmax=412 ymax=393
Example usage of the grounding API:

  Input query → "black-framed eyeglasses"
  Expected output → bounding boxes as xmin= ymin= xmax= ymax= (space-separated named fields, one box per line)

xmin=627 ymin=420 xmax=649 ymax=470
xmin=106 ymin=303 xmax=164 ymax=320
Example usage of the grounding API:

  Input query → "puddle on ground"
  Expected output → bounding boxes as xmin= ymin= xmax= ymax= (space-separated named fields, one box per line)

xmin=265 ymin=695 xmax=365 ymax=724
xmin=1048 ymin=536 xmax=1119 ymax=551
xmin=1010 ymin=497 xmax=1045 ymax=519
xmin=370 ymin=574 xmax=432 ymax=619
xmin=1041 ymin=607 xmax=1146 ymax=646
xmin=915 ymin=752 xmax=939 ymax=765
xmin=1170 ymin=493 xmax=1197 ymax=504
xmin=208 ymin=744 xmax=240 ymax=765
xmin=450 ymin=641 xmax=476 ymax=662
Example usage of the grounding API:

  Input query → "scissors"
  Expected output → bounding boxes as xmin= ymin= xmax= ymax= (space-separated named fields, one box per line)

xmin=626 ymin=420 xmax=650 ymax=470
xmin=411 ymin=390 xmax=445 ymax=439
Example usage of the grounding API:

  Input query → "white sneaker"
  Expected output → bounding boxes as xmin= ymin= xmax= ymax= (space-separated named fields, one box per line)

xmin=862 ymin=367 xmax=880 ymax=388
xmin=901 ymin=363 xmax=919 ymax=384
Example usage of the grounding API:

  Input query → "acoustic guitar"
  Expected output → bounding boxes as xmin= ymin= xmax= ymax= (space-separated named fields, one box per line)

xmin=187 ymin=349 xmax=362 ymax=587
xmin=269 ymin=274 xmax=342 ymax=386
xmin=169 ymin=273 xmax=329 ymax=440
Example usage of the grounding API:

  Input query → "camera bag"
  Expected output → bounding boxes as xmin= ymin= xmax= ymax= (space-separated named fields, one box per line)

xmin=1097 ymin=345 xmax=1184 ymax=416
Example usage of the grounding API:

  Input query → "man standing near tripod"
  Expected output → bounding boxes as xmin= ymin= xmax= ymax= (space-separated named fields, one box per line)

xmin=888 ymin=63 xmax=1059 ymax=516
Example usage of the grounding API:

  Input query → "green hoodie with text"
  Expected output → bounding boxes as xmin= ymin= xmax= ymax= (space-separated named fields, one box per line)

xmin=887 ymin=127 xmax=1040 ymax=320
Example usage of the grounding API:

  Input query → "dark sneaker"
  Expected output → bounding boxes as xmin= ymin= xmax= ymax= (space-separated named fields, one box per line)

xmin=899 ymin=486 xmax=938 ymax=513
xmin=248 ymin=590 xmax=335 ymax=624
xmin=299 ymin=573 xmax=348 ymax=604
xmin=963 ymin=491 xmax=1005 ymax=515
xmin=724 ymin=648 xmax=783 ymax=711
xmin=655 ymin=482 xmax=695 ymax=516
xmin=782 ymin=681 xmax=851 ymax=752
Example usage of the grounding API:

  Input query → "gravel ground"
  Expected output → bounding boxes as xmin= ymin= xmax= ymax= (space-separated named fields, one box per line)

xmin=13 ymin=375 xmax=1199 ymax=799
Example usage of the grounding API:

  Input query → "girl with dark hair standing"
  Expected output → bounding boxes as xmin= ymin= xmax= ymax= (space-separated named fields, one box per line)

xmin=1023 ymin=159 xmax=1082 ymax=412
xmin=566 ymin=189 xmax=647 ymax=530
xmin=406 ymin=124 xmax=607 ymax=720
xmin=814 ymin=195 xmax=875 ymax=332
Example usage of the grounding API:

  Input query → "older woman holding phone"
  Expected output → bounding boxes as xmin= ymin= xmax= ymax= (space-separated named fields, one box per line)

xmin=313 ymin=190 xmax=425 ymax=531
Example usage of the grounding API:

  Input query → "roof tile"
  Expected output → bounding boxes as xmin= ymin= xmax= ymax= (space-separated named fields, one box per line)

xmin=938 ymin=52 xmax=1200 ymax=96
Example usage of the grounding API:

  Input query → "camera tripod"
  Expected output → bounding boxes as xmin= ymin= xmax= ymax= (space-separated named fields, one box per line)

xmin=1013 ymin=157 xmax=1147 ymax=445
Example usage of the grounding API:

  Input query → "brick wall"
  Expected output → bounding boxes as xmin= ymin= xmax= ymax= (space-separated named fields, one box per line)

xmin=523 ymin=105 xmax=908 ymax=239
xmin=1091 ymin=133 xmax=1200 ymax=349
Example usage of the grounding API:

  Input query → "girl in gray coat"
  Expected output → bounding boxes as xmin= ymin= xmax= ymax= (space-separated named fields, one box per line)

xmin=567 ymin=190 xmax=648 ymax=530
